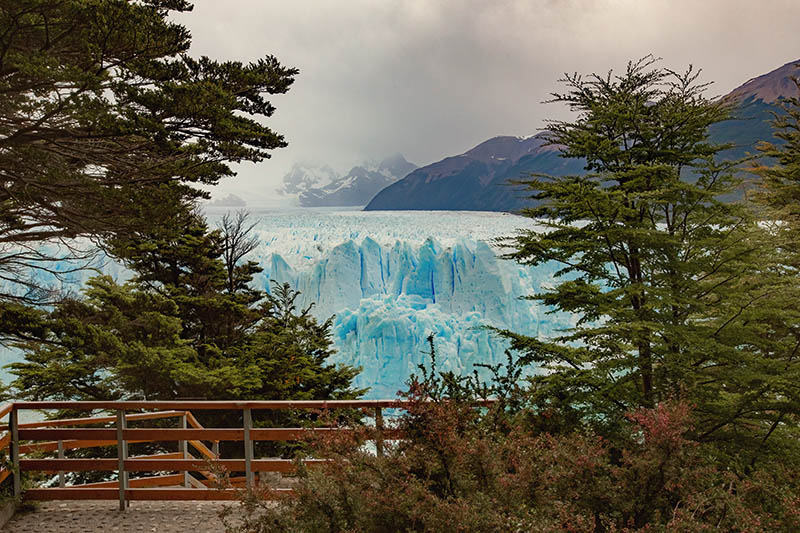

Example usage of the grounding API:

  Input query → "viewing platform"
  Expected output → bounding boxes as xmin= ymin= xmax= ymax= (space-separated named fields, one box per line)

xmin=0 ymin=399 xmax=492 ymax=530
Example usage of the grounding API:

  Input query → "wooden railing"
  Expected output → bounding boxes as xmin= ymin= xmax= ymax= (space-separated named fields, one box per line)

xmin=0 ymin=400 xmax=489 ymax=509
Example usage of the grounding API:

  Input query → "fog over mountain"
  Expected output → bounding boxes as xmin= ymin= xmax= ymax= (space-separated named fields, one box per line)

xmin=174 ymin=1 xmax=800 ymax=206
xmin=280 ymin=154 xmax=417 ymax=207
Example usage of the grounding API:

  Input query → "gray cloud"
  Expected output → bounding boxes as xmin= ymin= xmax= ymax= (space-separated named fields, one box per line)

xmin=175 ymin=0 xmax=800 ymax=205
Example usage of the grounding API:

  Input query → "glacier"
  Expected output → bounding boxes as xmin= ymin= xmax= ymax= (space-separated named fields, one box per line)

xmin=237 ymin=209 xmax=575 ymax=398
xmin=1 ymin=209 xmax=576 ymax=399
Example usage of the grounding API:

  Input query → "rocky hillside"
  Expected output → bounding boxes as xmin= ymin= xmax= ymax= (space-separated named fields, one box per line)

xmin=365 ymin=59 xmax=800 ymax=212
xmin=365 ymin=134 xmax=584 ymax=211
xmin=726 ymin=59 xmax=800 ymax=103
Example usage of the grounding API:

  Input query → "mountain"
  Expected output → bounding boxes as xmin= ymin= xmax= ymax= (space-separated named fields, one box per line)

xmin=707 ymin=59 xmax=799 ymax=165
xmin=279 ymin=162 xmax=339 ymax=196
xmin=280 ymin=155 xmax=417 ymax=207
xmin=365 ymin=134 xmax=585 ymax=212
xmin=206 ymin=193 xmax=247 ymax=207
xmin=366 ymin=59 xmax=800 ymax=213
xmin=726 ymin=59 xmax=800 ymax=104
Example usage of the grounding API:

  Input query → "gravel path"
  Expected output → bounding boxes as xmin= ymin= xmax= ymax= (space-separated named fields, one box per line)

xmin=5 ymin=501 xmax=235 ymax=532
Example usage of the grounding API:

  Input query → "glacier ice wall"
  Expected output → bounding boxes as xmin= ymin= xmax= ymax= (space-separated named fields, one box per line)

xmin=2 ymin=209 xmax=577 ymax=400
xmin=240 ymin=209 xmax=575 ymax=399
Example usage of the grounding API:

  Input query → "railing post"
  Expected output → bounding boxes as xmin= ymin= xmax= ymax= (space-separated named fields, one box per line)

xmin=243 ymin=408 xmax=254 ymax=488
xmin=10 ymin=406 xmax=20 ymax=499
xmin=116 ymin=410 xmax=128 ymax=510
xmin=179 ymin=412 xmax=189 ymax=487
xmin=375 ymin=406 xmax=384 ymax=457
xmin=212 ymin=440 xmax=220 ymax=459
xmin=57 ymin=440 xmax=65 ymax=488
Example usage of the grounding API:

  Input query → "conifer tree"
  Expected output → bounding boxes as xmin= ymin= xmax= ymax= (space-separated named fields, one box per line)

xmin=10 ymin=213 xmax=363 ymax=405
xmin=503 ymin=57 xmax=800 ymax=459
xmin=0 ymin=0 xmax=296 ymax=336
xmin=752 ymin=74 xmax=800 ymax=258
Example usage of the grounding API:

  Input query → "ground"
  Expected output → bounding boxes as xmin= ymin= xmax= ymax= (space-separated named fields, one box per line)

xmin=5 ymin=501 xmax=236 ymax=532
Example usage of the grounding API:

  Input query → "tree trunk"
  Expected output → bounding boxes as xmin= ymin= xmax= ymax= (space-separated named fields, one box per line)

xmin=639 ymin=340 xmax=654 ymax=408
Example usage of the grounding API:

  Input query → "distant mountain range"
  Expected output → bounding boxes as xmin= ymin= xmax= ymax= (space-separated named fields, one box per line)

xmin=365 ymin=59 xmax=800 ymax=212
xmin=279 ymin=154 xmax=417 ymax=207
xmin=365 ymin=135 xmax=584 ymax=211
xmin=206 ymin=193 xmax=247 ymax=207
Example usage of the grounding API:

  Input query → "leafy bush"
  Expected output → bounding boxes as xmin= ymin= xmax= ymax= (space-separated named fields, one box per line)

xmin=220 ymin=354 xmax=800 ymax=532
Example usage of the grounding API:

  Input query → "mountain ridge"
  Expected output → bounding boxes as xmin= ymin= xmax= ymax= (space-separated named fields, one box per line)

xmin=365 ymin=59 xmax=800 ymax=212
xmin=280 ymin=154 xmax=417 ymax=207
xmin=726 ymin=59 xmax=799 ymax=103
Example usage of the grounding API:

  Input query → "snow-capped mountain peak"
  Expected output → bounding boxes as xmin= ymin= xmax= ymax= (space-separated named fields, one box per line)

xmin=279 ymin=155 xmax=417 ymax=207
xmin=279 ymin=163 xmax=339 ymax=196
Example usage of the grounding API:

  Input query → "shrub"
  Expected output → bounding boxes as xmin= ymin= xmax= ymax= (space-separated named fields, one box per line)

xmin=220 ymin=388 xmax=800 ymax=532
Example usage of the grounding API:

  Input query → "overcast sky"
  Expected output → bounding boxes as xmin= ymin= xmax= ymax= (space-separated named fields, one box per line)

xmin=173 ymin=0 xmax=800 ymax=205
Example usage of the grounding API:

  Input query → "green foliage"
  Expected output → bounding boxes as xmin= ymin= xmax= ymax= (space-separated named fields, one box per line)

xmin=221 ymin=375 xmax=800 ymax=533
xmin=250 ymin=282 xmax=363 ymax=402
xmin=9 ymin=212 xmax=363 ymax=408
xmin=752 ymin=74 xmax=800 ymax=257
xmin=214 ymin=60 xmax=800 ymax=531
xmin=498 ymin=57 xmax=800 ymax=463
xmin=0 ymin=0 xmax=296 ymax=336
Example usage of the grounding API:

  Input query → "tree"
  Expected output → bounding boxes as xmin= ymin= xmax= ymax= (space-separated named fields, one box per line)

xmin=249 ymin=281 xmax=363 ymax=402
xmin=0 ymin=0 xmax=296 ymax=333
xmin=752 ymin=73 xmax=800 ymax=258
xmin=740 ymin=74 xmax=800 ymax=466
xmin=502 ymin=57 xmax=800 ymax=460
xmin=10 ymin=212 xmax=363 ymax=405
xmin=109 ymin=210 xmax=263 ymax=363
xmin=219 ymin=211 xmax=261 ymax=295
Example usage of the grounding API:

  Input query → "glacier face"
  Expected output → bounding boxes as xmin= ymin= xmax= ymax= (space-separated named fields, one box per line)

xmin=236 ymin=209 xmax=574 ymax=398
xmin=1 ymin=209 xmax=576 ymax=400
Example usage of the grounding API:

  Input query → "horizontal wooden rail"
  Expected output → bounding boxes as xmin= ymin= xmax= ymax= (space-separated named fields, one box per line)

xmin=123 ymin=428 xmax=243 ymax=441
xmin=20 ymin=428 xmax=237 ymax=441
xmin=0 ymin=410 xmax=186 ymax=431
xmin=25 ymin=487 xmax=294 ymax=501
xmin=20 ymin=458 xmax=327 ymax=473
xmin=19 ymin=427 xmax=403 ymax=443
xmin=13 ymin=399 xmax=498 ymax=411
xmin=19 ymin=438 xmax=153 ymax=454
xmin=20 ymin=428 xmax=116 ymax=440
xmin=24 ymin=488 xmax=235 ymax=501
xmin=3 ymin=399 xmax=496 ymax=504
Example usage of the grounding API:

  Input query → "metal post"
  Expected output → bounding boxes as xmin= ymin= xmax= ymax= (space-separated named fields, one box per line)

xmin=57 ymin=440 xmax=65 ymax=488
xmin=179 ymin=413 xmax=189 ymax=487
xmin=375 ymin=406 xmax=384 ymax=457
xmin=10 ymin=407 xmax=20 ymax=499
xmin=116 ymin=410 xmax=128 ymax=511
xmin=243 ymin=408 xmax=254 ymax=488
